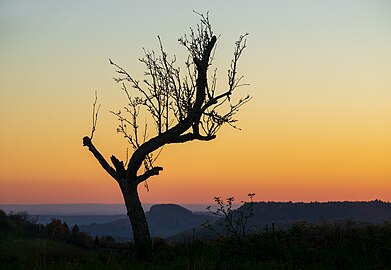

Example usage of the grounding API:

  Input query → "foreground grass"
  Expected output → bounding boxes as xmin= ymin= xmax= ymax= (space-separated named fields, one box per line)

xmin=1 ymin=221 xmax=391 ymax=269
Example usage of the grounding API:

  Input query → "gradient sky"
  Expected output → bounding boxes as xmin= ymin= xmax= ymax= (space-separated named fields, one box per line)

xmin=1 ymin=0 xmax=390 ymax=204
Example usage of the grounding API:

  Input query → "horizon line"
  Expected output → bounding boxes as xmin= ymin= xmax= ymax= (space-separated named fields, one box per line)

xmin=0 ymin=199 xmax=388 ymax=205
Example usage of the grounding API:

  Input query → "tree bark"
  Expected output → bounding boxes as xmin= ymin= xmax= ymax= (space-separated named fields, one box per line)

xmin=121 ymin=184 xmax=152 ymax=260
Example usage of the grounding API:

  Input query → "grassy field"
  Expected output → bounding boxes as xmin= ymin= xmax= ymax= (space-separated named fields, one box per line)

xmin=1 ymin=210 xmax=391 ymax=269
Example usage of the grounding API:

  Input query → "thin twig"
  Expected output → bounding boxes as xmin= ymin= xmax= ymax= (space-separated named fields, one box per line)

xmin=90 ymin=91 xmax=101 ymax=140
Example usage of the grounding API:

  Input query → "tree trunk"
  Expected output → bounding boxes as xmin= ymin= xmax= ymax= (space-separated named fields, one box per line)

xmin=121 ymin=184 xmax=152 ymax=260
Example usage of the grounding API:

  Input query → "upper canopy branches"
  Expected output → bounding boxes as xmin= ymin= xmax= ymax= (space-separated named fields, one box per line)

xmin=85 ymin=13 xmax=250 ymax=184
xmin=111 ymin=13 xmax=249 ymax=144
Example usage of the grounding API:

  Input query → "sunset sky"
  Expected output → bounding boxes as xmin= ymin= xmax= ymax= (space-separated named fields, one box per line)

xmin=1 ymin=0 xmax=390 ymax=204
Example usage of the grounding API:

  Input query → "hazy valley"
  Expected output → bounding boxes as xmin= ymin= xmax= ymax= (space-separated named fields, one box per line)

xmin=2 ymin=200 xmax=391 ymax=241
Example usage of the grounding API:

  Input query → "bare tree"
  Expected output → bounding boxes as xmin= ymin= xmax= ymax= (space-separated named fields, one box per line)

xmin=82 ymin=13 xmax=250 ymax=258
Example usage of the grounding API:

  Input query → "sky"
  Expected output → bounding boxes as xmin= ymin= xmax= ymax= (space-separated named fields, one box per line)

xmin=0 ymin=0 xmax=390 ymax=204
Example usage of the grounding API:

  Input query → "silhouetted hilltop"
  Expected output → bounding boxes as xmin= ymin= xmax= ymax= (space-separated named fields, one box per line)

xmin=149 ymin=204 xmax=192 ymax=216
xmin=80 ymin=204 xmax=219 ymax=241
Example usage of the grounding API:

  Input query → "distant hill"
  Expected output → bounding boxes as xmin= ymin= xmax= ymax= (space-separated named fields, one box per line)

xmin=0 ymin=203 xmax=212 ymax=215
xmin=245 ymin=200 xmax=391 ymax=228
xmin=0 ymin=204 xmax=128 ymax=215
xmin=170 ymin=200 xmax=391 ymax=241
xmin=36 ymin=214 xmax=127 ymax=227
xmin=4 ymin=201 xmax=390 ymax=242
xmin=80 ymin=204 xmax=219 ymax=241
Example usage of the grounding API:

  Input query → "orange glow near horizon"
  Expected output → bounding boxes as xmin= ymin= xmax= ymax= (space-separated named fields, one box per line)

xmin=1 ymin=1 xmax=391 ymax=205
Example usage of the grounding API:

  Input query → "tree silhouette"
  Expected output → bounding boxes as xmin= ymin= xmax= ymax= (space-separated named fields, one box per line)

xmin=83 ymin=13 xmax=250 ymax=259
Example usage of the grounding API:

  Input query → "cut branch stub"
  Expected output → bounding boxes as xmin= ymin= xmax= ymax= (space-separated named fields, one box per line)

xmin=111 ymin=155 xmax=126 ymax=178
xmin=83 ymin=136 xmax=91 ymax=146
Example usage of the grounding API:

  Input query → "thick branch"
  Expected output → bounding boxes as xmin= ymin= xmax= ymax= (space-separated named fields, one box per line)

xmin=83 ymin=136 xmax=119 ymax=180
xmin=136 ymin=166 xmax=163 ymax=185
xmin=169 ymin=132 xmax=216 ymax=144
xmin=192 ymin=35 xmax=217 ymax=110
xmin=202 ymin=35 xmax=217 ymax=65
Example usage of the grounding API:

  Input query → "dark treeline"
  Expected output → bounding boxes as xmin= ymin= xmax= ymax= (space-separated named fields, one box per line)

xmin=1 ymin=209 xmax=391 ymax=269
xmin=0 ymin=210 xmax=120 ymax=250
